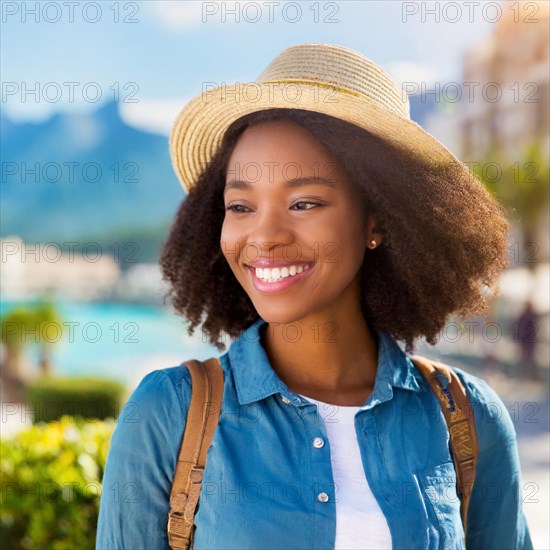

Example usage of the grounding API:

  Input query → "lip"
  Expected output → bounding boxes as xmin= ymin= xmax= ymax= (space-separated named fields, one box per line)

xmin=247 ymin=263 xmax=316 ymax=294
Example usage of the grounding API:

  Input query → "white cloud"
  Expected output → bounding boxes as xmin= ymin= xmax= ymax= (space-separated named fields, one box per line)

xmin=119 ymin=99 xmax=188 ymax=135
xmin=146 ymin=0 xmax=287 ymax=30
xmin=146 ymin=1 xmax=207 ymax=30
xmin=384 ymin=61 xmax=438 ymax=95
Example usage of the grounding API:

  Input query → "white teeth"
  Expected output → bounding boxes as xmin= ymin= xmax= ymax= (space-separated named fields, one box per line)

xmin=254 ymin=264 xmax=311 ymax=283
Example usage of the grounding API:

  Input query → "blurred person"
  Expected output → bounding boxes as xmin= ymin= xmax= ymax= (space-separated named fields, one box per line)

xmin=96 ymin=44 xmax=533 ymax=549
xmin=514 ymin=299 xmax=540 ymax=382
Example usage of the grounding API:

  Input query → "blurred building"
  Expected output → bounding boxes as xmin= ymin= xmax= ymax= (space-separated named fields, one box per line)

xmin=1 ymin=236 xmax=120 ymax=301
xmin=110 ymin=263 xmax=170 ymax=304
xmin=1 ymin=236 xmax=171 ymax=305
xmin=461 ymin=1 xmax=549 ymax=160
xmin=420 ymin=2 xmax=550 ymax=373
xmin=457 ymin=1 xmax=550 ymax=264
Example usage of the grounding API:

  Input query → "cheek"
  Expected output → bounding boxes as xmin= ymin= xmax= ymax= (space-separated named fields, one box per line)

xmin=316 ymin=219 xmax=365 ymax=270
xmin=220 ymin=221 xmax=241 ymax=266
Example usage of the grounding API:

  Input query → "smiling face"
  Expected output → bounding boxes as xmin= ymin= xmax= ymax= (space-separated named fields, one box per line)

xmin=220 ymin=118 xmax=377 ymax=324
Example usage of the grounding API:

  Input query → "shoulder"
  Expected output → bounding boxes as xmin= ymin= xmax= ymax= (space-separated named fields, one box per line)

xmin=118 ymin=366 xmax=192 ymax=422
xmin=120 ymin=354 xmax=230 ymax=423
xmin=447 ymin=365 xmax=518 ymax=451
xmin=446 ymin=367 xmax=533 ymax=548
xmin=105 ymin=364 xmax=206 ymax=471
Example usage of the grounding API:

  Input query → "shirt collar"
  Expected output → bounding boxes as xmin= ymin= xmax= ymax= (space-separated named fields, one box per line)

xmin=227 ymin=317 xmax=422 ymax=408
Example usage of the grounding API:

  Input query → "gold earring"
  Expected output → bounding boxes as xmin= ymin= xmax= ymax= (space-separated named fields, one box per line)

xmin=369 ymin=240 xmax=377 ymax=249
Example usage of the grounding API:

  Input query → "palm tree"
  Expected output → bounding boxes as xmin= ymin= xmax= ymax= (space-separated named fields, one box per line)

xmin=1 ymin=307 xmax=34 ymax=402
xmin=473 ymin=140 xmax=548 ymax=381
xmin=1 ymin=301 xmax=64 ymax=401
xmin=32 ymin=300 xmax=63 ymax=378
xmin=474 ymin=139 xmax=550 ymax=272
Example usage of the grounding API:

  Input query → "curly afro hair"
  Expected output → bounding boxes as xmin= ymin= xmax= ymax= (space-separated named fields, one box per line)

xmin=159 ymin=108 xmax=510 ymax=353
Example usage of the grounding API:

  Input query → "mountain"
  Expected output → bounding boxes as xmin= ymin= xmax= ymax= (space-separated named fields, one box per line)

xmin=1 ymin=100 xmax=185 ymax=246
xmin=409 ymin=92 xmax=439 ymax=127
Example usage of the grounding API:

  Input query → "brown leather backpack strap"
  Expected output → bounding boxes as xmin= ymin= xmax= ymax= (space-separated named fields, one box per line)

xmin=411 ymin=354 xmax=479 ymax=540
xmin=167 ymin=358 xmax=224 ymax=550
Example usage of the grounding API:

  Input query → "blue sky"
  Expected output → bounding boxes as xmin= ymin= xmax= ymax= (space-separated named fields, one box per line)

xmin=1 ymin=0 xmax=498 ymax=133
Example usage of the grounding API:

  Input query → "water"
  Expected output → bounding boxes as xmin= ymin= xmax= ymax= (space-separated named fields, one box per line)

xmin=0 ymin=300 xmax=229 ymax=387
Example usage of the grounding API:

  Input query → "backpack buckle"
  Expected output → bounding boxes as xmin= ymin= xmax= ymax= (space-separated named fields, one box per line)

xmin=190 ymin=466 xmax=204 ymax=484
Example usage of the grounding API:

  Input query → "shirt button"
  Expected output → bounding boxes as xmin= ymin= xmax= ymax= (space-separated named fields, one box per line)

xmin=313 ymin=437 xmax=325 ymax=448
xmin=281 ymin=395 xmax=291 ymax=404
xmin=317 ymin=492 xmax=329 ymax=503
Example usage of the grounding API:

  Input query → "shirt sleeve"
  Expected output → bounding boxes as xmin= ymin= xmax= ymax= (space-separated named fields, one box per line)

xmin=95 ymin=368 xmax=191 ymax=550
xmin=455 ymin=370 xmax=534 ymax=550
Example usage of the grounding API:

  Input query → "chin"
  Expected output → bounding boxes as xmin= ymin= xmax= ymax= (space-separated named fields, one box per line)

xmin=251 ymin=303 xmax=307 ymax=326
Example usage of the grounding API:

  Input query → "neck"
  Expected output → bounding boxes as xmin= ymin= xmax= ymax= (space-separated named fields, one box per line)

xmin=260 ymin=303 xmax=379 ymax=407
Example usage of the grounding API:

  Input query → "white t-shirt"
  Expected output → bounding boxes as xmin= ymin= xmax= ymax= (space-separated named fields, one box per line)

xmin=298 ymin=393 xmax=393 ymax=550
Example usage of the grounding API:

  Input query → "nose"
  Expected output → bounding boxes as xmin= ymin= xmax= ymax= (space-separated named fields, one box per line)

xmin=245 ymin=205 xmax=295 ymax=259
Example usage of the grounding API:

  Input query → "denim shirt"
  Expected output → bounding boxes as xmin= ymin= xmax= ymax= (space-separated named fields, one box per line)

xmin=96 ymin=317 xmax=533 ymax=550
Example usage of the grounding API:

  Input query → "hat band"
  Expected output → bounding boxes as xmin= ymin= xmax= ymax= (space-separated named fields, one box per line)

xmin=260 ymin=78 xmax=409 ymax=119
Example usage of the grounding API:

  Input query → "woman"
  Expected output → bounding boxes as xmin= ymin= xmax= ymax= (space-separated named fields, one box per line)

xmin=96 ymin=44 xmax=533 ymax=549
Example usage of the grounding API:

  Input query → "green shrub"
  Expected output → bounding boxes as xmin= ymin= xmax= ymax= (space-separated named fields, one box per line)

xmin=1 ymin=416 xmax=116 ymax=549
xmin=25 ymin=377 xmax=126 ymax=423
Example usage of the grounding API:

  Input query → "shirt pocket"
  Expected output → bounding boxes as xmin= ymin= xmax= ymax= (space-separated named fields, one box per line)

xmin=419 ymin=461 xmax=465 ymax=550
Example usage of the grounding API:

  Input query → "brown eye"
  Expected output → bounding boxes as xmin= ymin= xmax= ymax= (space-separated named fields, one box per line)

xmin=225 ymin=204 xmax=249 ymax=214
xmin=291 ymin=201 xmax=322 ymax=211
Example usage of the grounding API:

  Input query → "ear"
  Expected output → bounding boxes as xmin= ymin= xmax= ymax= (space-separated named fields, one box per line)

xmin=365 ymin=213 xmax=383 ymax=248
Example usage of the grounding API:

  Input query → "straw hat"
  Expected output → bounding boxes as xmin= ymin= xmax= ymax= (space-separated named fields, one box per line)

xmin=169 ymin=43 xmax=465 ymax=193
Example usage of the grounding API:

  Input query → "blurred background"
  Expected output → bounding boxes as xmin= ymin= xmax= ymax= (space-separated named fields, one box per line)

xmin=1 ymin=1 xmax=549 ymax=548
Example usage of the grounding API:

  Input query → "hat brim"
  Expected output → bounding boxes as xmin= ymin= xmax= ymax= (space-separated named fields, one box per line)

xmin=169 ymin=82 xmax=464 ymax=193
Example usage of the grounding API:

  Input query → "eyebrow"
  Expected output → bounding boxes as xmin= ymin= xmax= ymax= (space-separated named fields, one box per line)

xmin=224 ymin=176 xmax=337 ymax=194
